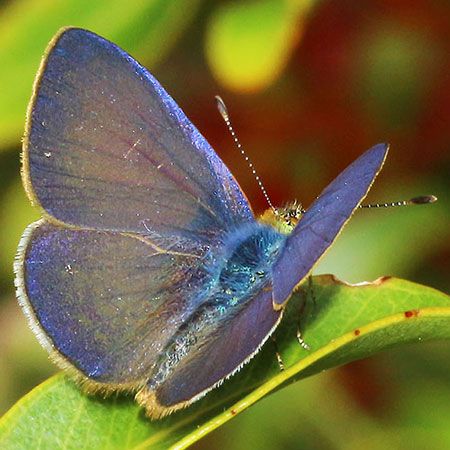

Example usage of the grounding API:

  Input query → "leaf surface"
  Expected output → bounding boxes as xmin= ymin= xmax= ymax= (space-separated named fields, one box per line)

xmin=1 ymin=276 xmax=449 ymax=449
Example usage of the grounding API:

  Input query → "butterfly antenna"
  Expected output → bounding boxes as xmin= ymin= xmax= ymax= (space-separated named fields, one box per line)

xmin=215 ymin=95 xmax=277 ymax=215
xmin=360 ymin=195 xmax=437 ymax=209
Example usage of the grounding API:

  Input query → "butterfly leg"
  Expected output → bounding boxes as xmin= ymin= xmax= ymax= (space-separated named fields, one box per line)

xmin=270 ymin=335 xmax=285 ymax=371
xmin=296 ymin=276 xmax=314 ymax=350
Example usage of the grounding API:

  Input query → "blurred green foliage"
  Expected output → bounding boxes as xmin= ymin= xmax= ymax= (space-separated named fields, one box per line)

xmin=0 ymin=0 xmax=201 ymax=147
xmin=0 ymin=0 xmax=449 ymax=449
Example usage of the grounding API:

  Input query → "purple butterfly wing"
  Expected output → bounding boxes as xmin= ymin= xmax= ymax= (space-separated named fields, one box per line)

xmin=136 ymin=283 xmax=281 ymax=416
xmin=16 ymin=221 xmax=207 ymax=385
xmin=135 ymin=144 xmax=388 ymax=416
xmin=272 ymin=143 xmax=389 ymax=305
xmin=24 ymin=28 xmax=253 ymax=250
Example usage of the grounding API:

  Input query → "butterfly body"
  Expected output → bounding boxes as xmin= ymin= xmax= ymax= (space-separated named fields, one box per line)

xmin=145 ymin=221 xmax=285 ymax=386
xmin=16 ymin=27 xmax=388 ymax=418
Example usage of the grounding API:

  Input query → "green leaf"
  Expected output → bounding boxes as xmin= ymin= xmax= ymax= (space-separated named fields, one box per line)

xmin=1 ymin=276 xmax=449 ymax=449
xmin=205 ymin=0 xmax=318 ymax=93
xmin=0 ymin=0 xmax=202 ymax=149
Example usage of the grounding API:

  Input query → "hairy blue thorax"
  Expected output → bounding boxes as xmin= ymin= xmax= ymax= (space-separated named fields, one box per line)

xmin=205 ymin=201 xmax=304 ymax=308
xmin=212 ymin=223 xmax=285 ymax=309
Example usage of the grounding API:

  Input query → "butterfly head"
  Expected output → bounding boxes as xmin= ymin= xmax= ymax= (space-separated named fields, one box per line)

xmin=259 ymin=200 xmax=304 ymax=235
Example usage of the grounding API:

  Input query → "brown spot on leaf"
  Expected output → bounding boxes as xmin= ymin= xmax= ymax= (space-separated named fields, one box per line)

xmin=404 ymin=309 xmax=419 ymax=318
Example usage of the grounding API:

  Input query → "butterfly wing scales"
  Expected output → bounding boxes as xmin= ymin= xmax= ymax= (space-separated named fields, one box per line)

xmin=24 ymin=28 xmax=253 ymax=249
xmin=136 ymin=144 xmax=388 ymax=416
xmin=16 ymin=221 xmax=206 ymax=386
xmin=272 ymin=143 xmax=389 ymax=305
xmin=18 ymin=27 xmax=263 ymax=408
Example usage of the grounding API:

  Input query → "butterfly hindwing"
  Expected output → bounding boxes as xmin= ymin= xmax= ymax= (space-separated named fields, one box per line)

xmin=136 ymin=284 xmax=281 ymax=418
xmin=16 ymin=220 xmax=208 ymax=388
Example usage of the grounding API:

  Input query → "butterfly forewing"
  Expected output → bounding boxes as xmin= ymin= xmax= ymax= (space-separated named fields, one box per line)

xmin=272 ymin=143 xmax=389 ymax=306
xmin=24 ymin=28 xmax=253 ymax=249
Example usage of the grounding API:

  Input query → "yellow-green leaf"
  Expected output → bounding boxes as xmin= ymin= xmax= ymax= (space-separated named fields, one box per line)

xmin=1 ymin=276 xmax=449 ymax=449
xmin=205 ymin=0 xmax=317 ymax=93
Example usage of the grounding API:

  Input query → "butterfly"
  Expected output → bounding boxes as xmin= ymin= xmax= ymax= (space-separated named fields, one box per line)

xmin=15 ymin=27 xmax=388 ymax=419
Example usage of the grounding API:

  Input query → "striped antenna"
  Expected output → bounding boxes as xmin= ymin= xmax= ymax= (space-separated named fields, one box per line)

xmin=360 ymin=195 xmax=437 ymax=209
xmin=215 ymin=95 xmax=277 ymax=215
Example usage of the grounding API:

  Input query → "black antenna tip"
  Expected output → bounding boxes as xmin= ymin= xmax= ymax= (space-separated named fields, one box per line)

xmin=409 ymin=195 xmax=438 ymax=205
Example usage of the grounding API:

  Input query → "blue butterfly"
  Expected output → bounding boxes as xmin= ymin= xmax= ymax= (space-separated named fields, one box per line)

xmin=15 ymin=28 xmax=387 ymax=418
